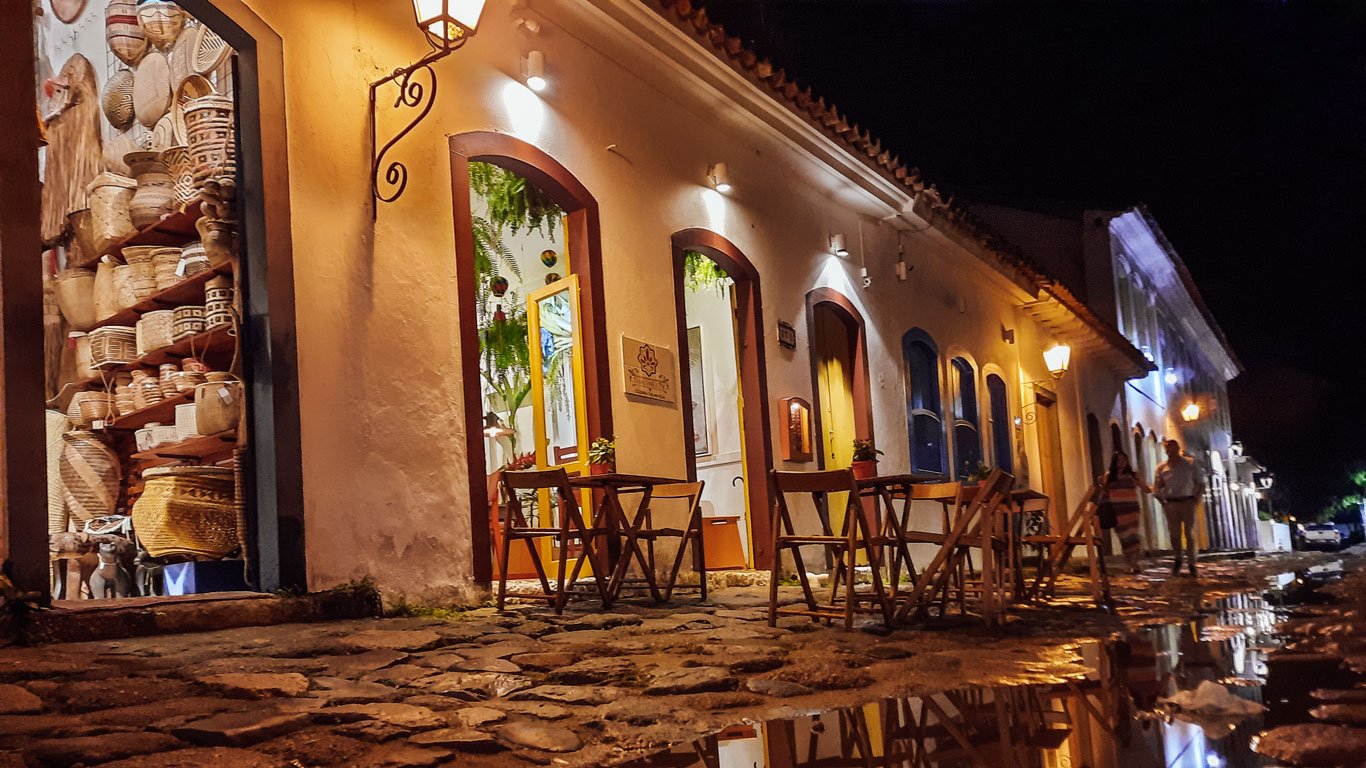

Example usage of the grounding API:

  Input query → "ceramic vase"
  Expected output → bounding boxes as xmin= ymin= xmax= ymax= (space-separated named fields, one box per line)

xmin=125 ymin=151 xmax=176 ymax=229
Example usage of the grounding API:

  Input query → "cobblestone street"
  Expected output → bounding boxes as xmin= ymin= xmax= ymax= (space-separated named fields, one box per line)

xmin=0 ymin=551 xmax=1348 ymax=767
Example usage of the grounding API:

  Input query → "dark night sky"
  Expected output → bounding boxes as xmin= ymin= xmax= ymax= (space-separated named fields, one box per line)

xmin=699 ymin=0 xmax=1366 ymax=514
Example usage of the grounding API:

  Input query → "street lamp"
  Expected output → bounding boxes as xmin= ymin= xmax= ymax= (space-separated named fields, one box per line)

xmin=371 ymin=0 xmax=488 ymax=212
xmin=1043 ymin=342 xmax=1071 ymax=378
xmin=1181 ymin=401 xmax=1201 ymax=422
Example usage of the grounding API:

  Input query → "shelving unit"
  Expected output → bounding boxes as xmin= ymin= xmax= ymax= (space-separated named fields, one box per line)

xmin=131 ymin=430 xmax=237 ymax=464
xmin=91 ymin=264 xmax=232 ymax=331
xmin=109 ymin=392 xmax=192 ymax=431
xmin=72 ymin=201 xmax=204 ymax=270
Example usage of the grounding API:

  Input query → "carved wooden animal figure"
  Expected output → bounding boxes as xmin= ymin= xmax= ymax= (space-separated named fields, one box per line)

xmin=88 ymin=540 xmax=132 ymax=599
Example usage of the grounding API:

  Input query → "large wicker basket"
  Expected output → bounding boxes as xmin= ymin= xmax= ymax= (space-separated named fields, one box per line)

xmin=55 ymin=269 xmax=97 ymax=330
xmin=91 ymin=325 xmax=137 ymax=367
xmin=46 ymin=411 xmax=71 ymax=534
xmin=194 ymin=378 xmax=242 ymax=435
xmin=132 ymin=466 xmax=237 ymax=558
xmin=59 ymin=430 xmax=120 ymax=524
xmin=68 ymin=391 xmax=117 ymax=427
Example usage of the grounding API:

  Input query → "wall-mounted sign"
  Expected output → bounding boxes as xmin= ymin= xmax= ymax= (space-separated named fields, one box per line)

xmin=622 ymin=335 xmax=675 ymax=403
xmin=776 ymin=320 xmax=797 ymax=350
xmin=779 ymin=396 xmax=813 ymax=462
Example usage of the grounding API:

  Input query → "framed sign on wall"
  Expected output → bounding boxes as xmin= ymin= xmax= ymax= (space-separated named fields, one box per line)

xmin=779 ymin=396 xmax=813 ymax=462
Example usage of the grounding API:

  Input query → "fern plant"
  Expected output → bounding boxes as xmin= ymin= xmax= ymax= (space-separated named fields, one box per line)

xmin=683 ymin=250 xmax=729 ymax=294
xmin=470 ymin=161 xmax=562 ymax=238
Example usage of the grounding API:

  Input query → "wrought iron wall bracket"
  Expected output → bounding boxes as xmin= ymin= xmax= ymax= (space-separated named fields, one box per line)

xmin=369 ymin=42 xmax=463 ymax=217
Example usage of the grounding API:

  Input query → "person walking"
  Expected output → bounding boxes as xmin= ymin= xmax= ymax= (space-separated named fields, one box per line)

xmin=1154 ymin=439 xmax=1205 ymax=577
xmin=1098 ymin=451 xmax=1149 ymax=574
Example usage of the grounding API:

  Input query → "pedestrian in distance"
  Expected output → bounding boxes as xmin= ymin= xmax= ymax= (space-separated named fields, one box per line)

xmin=1098 ymin=451 xmax=1149 ymax=575
xmin=1154 ymin=439 xmax=1205 ymax=578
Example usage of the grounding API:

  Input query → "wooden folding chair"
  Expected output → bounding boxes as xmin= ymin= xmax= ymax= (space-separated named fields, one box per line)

xmin=628 ymin=481 xmax=708 ymax=602
xmin=879 ymin=480 xmax=961 ymax=605
xmin=894 ymin=469 xmax=1013 ymax=625
xmin=767 ymin=468 xmax=893 ymax=631
xmin=1023 ymin=482 xmax=1110 ymax=607
xmin=497 ymin=468 xmax=608 ymax=613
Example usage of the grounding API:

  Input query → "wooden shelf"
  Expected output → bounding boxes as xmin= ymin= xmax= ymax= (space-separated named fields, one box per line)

xmin=73 ymin=201 xmax=203 ymax=270
xmin=69 ymin=327 xmax=236 ymax=392
xmin=109 ymin=392 xmax=192 ymax=431
xmin=91 ymin=265 xmax=232 ymax=330
xmin=131 ymin=430 xmax=237 ymax=463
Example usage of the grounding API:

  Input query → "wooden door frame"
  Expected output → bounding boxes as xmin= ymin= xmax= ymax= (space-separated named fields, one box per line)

xmin=805 ymin=288 xmax=874 ymax=469
xmin=1 ymin=0 xmax=304 ymax=595
xmin=449 ymin=132 xmax=612 ymax=585
xmin=670 ymin=228 xmax=774 ymax=569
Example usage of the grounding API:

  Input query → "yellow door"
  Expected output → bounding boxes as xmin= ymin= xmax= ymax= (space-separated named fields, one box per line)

xmin=526 ymin=275 xmax=591 ymax=569
xmin=813 ymin=306 xmax=857 ymax=538
xmin=1033 ymin=390 xmax=1068 ymax=528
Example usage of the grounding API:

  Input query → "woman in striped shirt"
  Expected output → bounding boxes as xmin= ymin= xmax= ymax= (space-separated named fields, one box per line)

xmin=1100 ymin=451 xmax=1150 ymax=574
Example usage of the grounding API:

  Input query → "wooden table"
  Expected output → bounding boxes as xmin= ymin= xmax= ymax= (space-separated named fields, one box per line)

xmin=569 ymin=472 xmax=686 ymax=604
xmin=854 ymin=473 xmax=943 ymax=597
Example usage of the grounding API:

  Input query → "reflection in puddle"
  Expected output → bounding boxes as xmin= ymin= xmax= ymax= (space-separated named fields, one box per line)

xmin=628 ymin=564 xmax=1347 ymax=768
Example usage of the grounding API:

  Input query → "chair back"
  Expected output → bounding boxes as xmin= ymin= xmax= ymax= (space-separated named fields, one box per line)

xmin=500 ymin=468 xmax=580 ymax=528
xmin=770 ymin=468 xmax=861 ymax=538
xmin=909 ymin=480 xmax=962 ymax=505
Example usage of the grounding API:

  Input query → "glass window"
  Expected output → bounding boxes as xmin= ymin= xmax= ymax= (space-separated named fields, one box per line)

xmin=986 ymin=374 xmax=1013 ymax=474
xmin=903 ymin=331 xmax=944 ymax=474
xmin=950 ymin=357 xmax=982 ymax=477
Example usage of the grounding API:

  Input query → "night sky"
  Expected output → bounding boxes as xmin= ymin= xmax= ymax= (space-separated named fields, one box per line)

xmin=699 ymin=0 xmax=1366 ymax=515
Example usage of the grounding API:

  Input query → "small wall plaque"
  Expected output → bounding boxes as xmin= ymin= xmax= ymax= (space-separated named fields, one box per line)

xmin=779 ymin=396 xmax=813 ymax=462
xmin=622 ymin=335 xmax=675 ymax=403
xmin=776 ymin=320 xmax=797 ymax=350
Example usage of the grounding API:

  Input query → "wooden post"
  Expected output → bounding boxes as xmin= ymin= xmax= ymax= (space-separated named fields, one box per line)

xmin=0 ymin=1 xmax=49 ymax=596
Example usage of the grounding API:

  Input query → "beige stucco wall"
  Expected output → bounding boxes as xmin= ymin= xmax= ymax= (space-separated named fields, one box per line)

xmin=235 ymin=0 xmax=1117 ymax=599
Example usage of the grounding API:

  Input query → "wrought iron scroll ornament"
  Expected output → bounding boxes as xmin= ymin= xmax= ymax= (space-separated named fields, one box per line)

xmin=370 ymin=40 xmax=465 ymax=215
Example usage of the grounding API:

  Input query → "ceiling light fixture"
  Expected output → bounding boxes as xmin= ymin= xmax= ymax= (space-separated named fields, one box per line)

xmin=830 ymin=233 xmax=849 ymax=257
xmin=522 ymin=50 xmax=547 ymax=92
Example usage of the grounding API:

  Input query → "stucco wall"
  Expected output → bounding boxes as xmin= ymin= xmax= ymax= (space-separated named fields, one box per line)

xmin=233 ymin=0 xmax=1113 ymax=598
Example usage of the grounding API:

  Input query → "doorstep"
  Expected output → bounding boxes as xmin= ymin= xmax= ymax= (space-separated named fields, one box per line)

xmin=15 ymin=586 xmax=381 ymax=646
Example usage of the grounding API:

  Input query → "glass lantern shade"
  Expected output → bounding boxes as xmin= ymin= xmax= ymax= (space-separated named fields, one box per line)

xmin=413 ymin=0 xmax=487 ymax=50
xmin=1043 ymin=342 xmax=1072 ymax=378
xmin=1181 ymin=402 xmax=1201 ymax=422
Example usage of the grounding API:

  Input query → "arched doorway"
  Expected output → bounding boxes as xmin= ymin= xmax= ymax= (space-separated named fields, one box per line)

xmin=449 ymin=133 xmax=612 ymax=584
xmin=806 ymin=288 xmax=873 ymax=469
xmin=671 ymin=229 xmax=773 ymax=568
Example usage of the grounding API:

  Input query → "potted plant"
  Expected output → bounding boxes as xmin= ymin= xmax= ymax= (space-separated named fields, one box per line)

xmin=587 ymin=437 xmax=616 ymax=475
xmin=851 ymin=438 xmax=882 ymax=480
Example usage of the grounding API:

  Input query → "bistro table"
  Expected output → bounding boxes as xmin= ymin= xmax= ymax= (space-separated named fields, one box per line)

xmin=568 ymin=472 xmax=687 ymax=604
xmin=854 ymin=473 xmax=945 ymax=598
xmin=1006 ymin=488 xmax=1051 ymax=601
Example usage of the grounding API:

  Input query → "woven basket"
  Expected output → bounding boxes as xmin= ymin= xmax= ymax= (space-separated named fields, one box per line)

xmin=111 ymin=264 xmax=139 ymax=311
xmin=172 ymin=304 xmax=204 ymax=341
xmin=184 ymin=95 xmax=235 ymax=186
xmin=60 ymin=430 xmax=120 ymax=523
xmin=132 ymin=466 xmax=237 ymax=559
xmin=87 ymin=172 xmax=137 ymax=254
xmin=136 ymin=309 xmax=175 ymax=355
xmin=93 ymin=260 xmax=118 ymax=320
xmin=46 ymin=411 xmax=71 ymax=534
xmin=161 ymin=146 xmax=196 ymax=206
xmin=194 ymin=378 xmax=242 ymax=435
xmin=102 ymin=68 xmax=136 ymax=131
xmin=105 ymin=0 xmax=148 ymax=67
xmin=136 ymin=0 xmax=186 ymax=51
xmin=90 ymin=325 xmax=137 ymax=367
xmin=180 ymin=242 xmax=210 ymax=278
xmin=71 ymin=332 xmax=95 ymax=380
xmin=55 ymin=269 xmax=97 ymax=330
xmin=70 ymin=391 xmax=117 ymax=427
xmin=175 ymin=402 xmax=200 ymax=441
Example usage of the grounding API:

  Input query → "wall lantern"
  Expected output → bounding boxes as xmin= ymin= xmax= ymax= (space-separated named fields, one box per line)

xmin=522 ymin=50 xmax=547 ymax=92
xmin=1181 ymin=401 xmax=1201 ymax=422
xmin=1042 ymin=342 xmax=1072 ymax=378
xmin=370 ymin=0 xmax=489 ymax=213
xmin=1164 ymin=366 xmax=1179 ymax=385
xmin=707 ymin=162 xmax=732 ymax=193
xmin=830 ymin=233 xmax=849 ymax=257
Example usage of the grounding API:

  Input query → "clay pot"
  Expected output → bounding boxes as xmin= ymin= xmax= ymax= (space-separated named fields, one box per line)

xmin=136 ymin=0 xmax=186 ymax=50
xmin=590 ymin=463 xmax=613 ymax=476
xmin=125 ymin=151 xmax=176 ymax=229
xmin=160 ymin=145 xmax=195 ymax=206
xmin=851 ymin=460 xmax=878 ymax=481
xmin=86 ymin=172 xmax=137 ymax=254
xmin=194 ymin=217 xmax=237 ymax=268
xmin=105 ymin=0 xmax=148 ymax=67
xmin=183 ymin=95 xmax=236 ymax=187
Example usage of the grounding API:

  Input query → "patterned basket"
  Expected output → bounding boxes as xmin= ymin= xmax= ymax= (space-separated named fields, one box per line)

xmin=70 ymin=391 xmax=117 ymax=427
xmin=194 ymin=378 xmax=242 ymax=435
xmin=90 ymin=325 xmax=137 ymax=367
xmin=55 ymin=269 xmax=97 ymax=330
xmin=47 ymin=411 xmax=72 ymax=534
xmin=172 ymin=304 xmax=205 ymax=341
xmin=60 ymin=430 xmax=121 ymax=523
xmin=105 ymin=0 xmax=149 ymax=67
xmin=132 ymin=466 xmax=237 ymax=558
xmin=136 ymin=309 xmax=175 ymax=355
xmin=184 ymin=95 xmax=236 ymax=186
xmin=102 ymin=68 xmax=136 ymax=132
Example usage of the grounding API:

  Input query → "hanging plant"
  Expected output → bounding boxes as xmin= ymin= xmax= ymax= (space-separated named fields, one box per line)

xmin=469 ymin=161 xmax=563 ymax=238
xmin=683 ymin=250 xmax=730 ymax=294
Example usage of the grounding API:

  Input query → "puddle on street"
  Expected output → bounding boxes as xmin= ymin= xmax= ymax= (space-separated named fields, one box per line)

xmin=627 ymin=561 xmax=1352 ymax=767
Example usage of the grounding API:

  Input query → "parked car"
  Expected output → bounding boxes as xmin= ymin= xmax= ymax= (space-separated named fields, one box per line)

xmin=1300 ymin=522 xmax=1343 ymax=551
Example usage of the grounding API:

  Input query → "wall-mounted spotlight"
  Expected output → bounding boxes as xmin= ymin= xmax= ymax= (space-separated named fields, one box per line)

xmin=830 ymin=233 xmax=849 ymax=257
xmin=522 ymin=50 xmax=547 ymax=92
xmin=1181 ymin=401 xmax=1201 ymax=422
xmin=1164 ymin=367 xmax=1178 ymax=385
xmin=706 ymin=162 xmax=732 ymax=193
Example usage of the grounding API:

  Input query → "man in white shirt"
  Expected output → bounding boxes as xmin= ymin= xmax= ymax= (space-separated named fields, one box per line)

xmin=1154 ymin=439 xmax=1205 ymax=577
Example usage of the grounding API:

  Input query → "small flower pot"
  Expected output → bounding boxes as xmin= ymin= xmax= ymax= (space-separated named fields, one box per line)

xmin=590 ymin=463 xmax=613 ymax=476
xmin=852 ymin=460 xmax=878 ymax=480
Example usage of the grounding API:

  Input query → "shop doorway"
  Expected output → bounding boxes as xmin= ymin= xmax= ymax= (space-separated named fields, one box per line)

xmin=8 ymin=0 xmax=302 ymax=600
xmin=450 ymin=134 xmax=611 ymax=585
xmin=805 ymin=289 xmax=873 ymax=545
xmin=671 ymin=230 xmax=773 ymax=569
xmin=1031 ymin=386 xmax=1068 ymax=527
